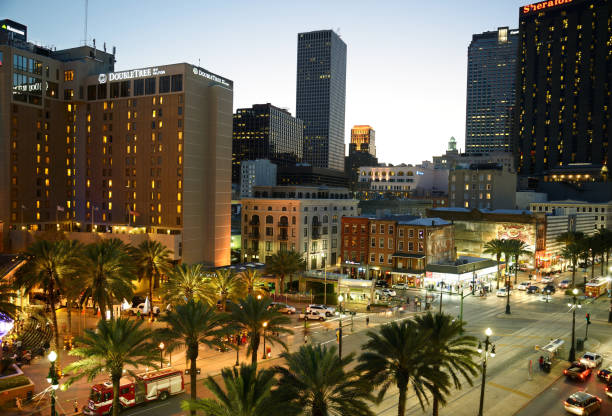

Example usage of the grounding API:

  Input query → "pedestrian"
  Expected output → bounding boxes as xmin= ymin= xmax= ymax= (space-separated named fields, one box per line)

xmin=365 ymin=316 xmax=370 ymax=327
xmin=74 ymin=399 xmax=79 ymax=413
xmin=538 ymin=356 xmax=544 ymax=371
xmin=136 ymin=309 xmax=141 ymax=320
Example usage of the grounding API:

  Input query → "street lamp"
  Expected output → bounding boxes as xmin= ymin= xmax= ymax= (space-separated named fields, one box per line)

xmin=607 ymin=276 xmax=612 ymax=323
xmin=158 ymin=342 xmax=165 ymax=368
xmin=439 ymin=280 xmax=445 ymax=314
xmin=568 ymin=288 xmax=582 ymax=362
xmin=477 ymin=328 xmax=496 ymax=416
xmin=48 ymin=350 xmax=59 ymax=416
xmin=505 ymin=276 xmax=511 ymax=315
xmin=322 ymin=253 xmax=328 ymax=305
xmin=257 ymin=294 xmax=262 ymax=300
xmin=337 ymin=295 xmax=344 ymax=359
xmin=261 ymin=322 xmax=268 ymax=360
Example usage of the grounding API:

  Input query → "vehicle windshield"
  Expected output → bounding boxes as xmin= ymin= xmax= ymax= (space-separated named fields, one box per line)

xmin=566 ymin=397 xmax=585 ymax=406
xmin=584 ymin=355 xmax=594 ymax=360
xmin=89 ymin=389 xmax=101 ymax=403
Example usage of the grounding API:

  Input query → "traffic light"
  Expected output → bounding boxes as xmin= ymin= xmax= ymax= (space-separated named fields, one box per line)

xmin=586 ymin=313 xmax=591 ymax=324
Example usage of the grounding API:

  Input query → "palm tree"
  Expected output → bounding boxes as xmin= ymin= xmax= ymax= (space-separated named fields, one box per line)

xmin=206 ymin=268 xmax=245 ymax=311
xmin=265 ymin=251 xmax=306 ymax=293
xmin=483 ymin=239 xmax=505 ymax=289
xmin=561 ymin=242 xmax=582 ymax=288
xmin=163 ymin=263 xmax=209 ymax=306
xmin=63 ymin=318 xmax=159 ymax=416
xmin=15 ymin=240 xmax=82 ymax=354
xmin=413 ymin=313 xmax=479 ymax=416
xmin=156 ymin=301 xmax=227 ymax=415
xmin=275 ymin=344 xmax=375 ymax=416
xmin=81 ymin=239 xmax=135 ymax=318
xmin=182 ymin=364 xmax=289 ymax=416
xmin=61 ymin=272 xmax=86 ymax=334
xmin=228 ymin=295 xmax=292 ymax=364
xmin=240 ymin=268 xmax=266 ymax=297
xmin=584 ymin=236 xmax=600 ymax=280
xmin=506 ymin=239 xmax=531 ymax=284
xmin=596 ymin=228 xmax=612 ymax=271
xmin=0 ymin=284 xmax=19 ymax=319
xmin=133 ymin=240 xmax=173 ymax=317
xmin=356 ymin=320 xmax=449 ymax=416
xmin=556 ymin=231 xmax=585 ymax=247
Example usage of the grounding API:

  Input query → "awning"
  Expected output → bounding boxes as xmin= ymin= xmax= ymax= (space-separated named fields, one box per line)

xmin=539 ymin=338 xmax=564 ymax=353
xmin=392 ymin=253 xmax=425 ymax=259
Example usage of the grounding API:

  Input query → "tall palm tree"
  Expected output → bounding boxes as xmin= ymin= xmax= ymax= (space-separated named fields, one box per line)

xmin=506 ymin=239 xmax=531 ymax=284
xmin=15 ymin=240 xmax=82 ymax=354
xmin=0 ymin=284 xmax=19 ymax=319
xmin=584 ymin=236 xmax=600 ymax=280
xmin=228 ymin=295 xmax=292 ymax=364
xmin=356 ymin=320 xmax=449 ymax=416
xmin=163 ymin=263 xmax=209 ymax=306
xmin=156 ymin=301 xmax=227 ymax=414
xmin=596 ymin=228 xmax=612 ymax=271
xmin=275 ymin=344 xmax=375 ymax=416
xmin=133 ymin=240 xmax=173 ymax=317
xmin=265 ymin=251 xmax=306 ymax=293
xmin=240 ymin=268 xmax=266 ymax=297
xmin=63 ymin=318 xmax=159 ymax=416
xmin=483 ymin=239 xmax=505 ymax=289
xmin=556 ymin=231 xmax=585 ymax=247
xmin=182 ymin=364 xmax=290 ymax=416
xmin=81 ymin=239 xmax=135 ymax=318
xmin=60 ymin=272 xmax=86 ymax=334
xmin=207 ymin=268 xmax=245 ymax=311
xmin=561 ymin=242 xmax=582 ymax=288
xmin=413 ymin=313 xmax=479 ymax=416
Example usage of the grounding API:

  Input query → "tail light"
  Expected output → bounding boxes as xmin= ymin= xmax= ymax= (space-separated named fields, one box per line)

xmin=564 ymin=370 xmax=568 ymax=375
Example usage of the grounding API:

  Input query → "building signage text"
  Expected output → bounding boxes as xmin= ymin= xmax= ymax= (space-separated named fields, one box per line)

xmin=98 ymin=67 xmax=166 ymax=84
xmin=1 ymin=23 xmax=25 ymax=36
xmin=192 ymin=66 xmax=231 ymax=87
xmin=521 ymin=0 xmax=573 ymax=14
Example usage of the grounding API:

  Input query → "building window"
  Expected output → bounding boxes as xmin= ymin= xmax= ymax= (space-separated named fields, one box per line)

xmin=418 ymin=242 xmax=424 ymax=252
xmin=134 ymin=79 xmax=144 ymax=96
xmin=371 ymin=224 xmax=376 ymax=233
xmin=408 ymin=242 xmax=414 ymax=251
xmin=398 ymin=241 xmax=404 ymax=251
xmin=64 ymin=70 xmax=74 ymax=81
xmin=265 ymin=241 xmax=272 ymax=252
xmin=379 ymin=225 xmax=385 ymax=234
xmin=145 ymin=78 xmax=156 ymax=95
xmin=379 ymin=254 xmax=384 ymax=263
xmin=398 ymin=229 xmax=404 ymax=238
xmin=388 ymin=238 xmax=393 ymax=249
xmin=171 ymin=74 xmax=183 ymax=92
xmin=388 ymin=225 xmax=394 ymax=235
xmin=159 ymin=76 xmax=170 ymax=93
xmin=370 ymin=253 xmax=375 ymax=263
xmin=388 ymin=254 xmax=393 ymax=264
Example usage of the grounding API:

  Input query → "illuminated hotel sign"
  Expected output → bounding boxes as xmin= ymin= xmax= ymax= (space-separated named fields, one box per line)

xmin=521 ymin=0 xmax=573 ymax=14
xmin=192 ymin=66 xmax=231 ymax=87
xmin=98 ymin=67 xmax=166 ymax=84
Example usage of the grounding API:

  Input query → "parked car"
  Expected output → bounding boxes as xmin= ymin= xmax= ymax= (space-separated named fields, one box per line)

xmin=526 ymin=285 xmax=540 ymax=294
xmin=580 ymin=352 xmax=603 ymax=368
xmin=543 ymin=284 xmax=556 ymax=294
xmin=563 ymin=391 xmax=602 ymax=415
xmin=299 ymin=310 xmax=326 ymax=321
xmin=596 ymin=366 xmax=612 ymax=382
xmin=496 ymin=288 xmax=510 ymax=297
xmin=382 ymin=288 xmax=397 ymax=297
xmin=564 ymin=362 xmax=592 ymax=381
xmin=268 ymin=302 xmax=296 ymax=314
xmin=306 ymin=304 xmax=335 ymax=316
xmin=375 ymin=280 xmax=389 ymax=288
xmin=541 ymin=276 xmax=554 ymax=284
xmin=606 ymin=383 xmax=612 ymax=399
xmin=517 ymin=282 xmax=531 ymax=291
xmin=130 ymin=303 xmax=160 ymax=316
xmin=558 ymin=280 xmax=571 ymax=289
xmin=392 ymin=283 xmax=408 ymax=290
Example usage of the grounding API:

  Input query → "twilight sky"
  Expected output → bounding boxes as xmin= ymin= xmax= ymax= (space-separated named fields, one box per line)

xmin=4 ymin=0 xmax=530 ymax=165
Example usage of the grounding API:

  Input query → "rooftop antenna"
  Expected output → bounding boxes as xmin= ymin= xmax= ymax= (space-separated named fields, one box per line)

xmin=83 ymin=0 xmax=88 ymax=46
xmin=198 ymin=58 xmax=201 ymax=67
xmin=336 ymin=27 xmax=341 ymax=37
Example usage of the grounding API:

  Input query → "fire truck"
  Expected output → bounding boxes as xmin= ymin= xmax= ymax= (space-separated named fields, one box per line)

xmin=83 ymin=369 xmax=184 ymax=415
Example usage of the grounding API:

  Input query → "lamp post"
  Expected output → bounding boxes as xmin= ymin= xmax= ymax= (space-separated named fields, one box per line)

xmin=439 ymin=280 xmax=445 ymax=313
xmin=235 ymin=335 xmax=240 ymax=367
xmin=505 ymin=276 xmax=511 ymax=314
xmin=568 ymin=288 xmax=581 ymax=362
xmin=337 ymin=295 xmax=344 ymax=359
xmin=477 ymin=328 xmax=496 ymax=416
xmin=261 ymin=321 xmax=268 ymax=360
xmin=158 ymin=342 xmax=165 ymax=368
xmin=322 ymin=253 xmax=327 ymax=305
xmin=607 ymin=276 xmax=612 ymax=323
xmin=47 ymin=350 xmax=59 ymax=416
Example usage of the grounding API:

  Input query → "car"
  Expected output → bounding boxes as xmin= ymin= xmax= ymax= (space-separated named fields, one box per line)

xmin=130 ymin=303 xmax=160 ymax=316
xmin=496 ymin=288 xmax=510 ymax=297
xmin=306 ymin=304 xmax=335 ymax=316
xmin=375 ymin=280 xmax=389 ymax=288
xmin=563 ymin=391 xmax=602 ymax=415
xmin=564 ymin=362 xmax=592 ymax=381
xmin=268 ymin=302 xmax=296 ymax=314
xmin=526 ymin=285 xmax=540 ymax=294
xmin=381 ymin=288 xmax=397 ymax=297
xmin=517 ymin=282 xmax=531 ymax=291
xmin=580 ymin=352 xmax=603 ymax=368
xmin=541 ymin=276 xmax=554 ymax=283
xmin=299 ymin=310 xmax=326 ymax=321
xmin=558 ymin=280 xmax=571 ymax=289
xmin=543 ymin=284 xmax=556 ymax=294
xmin=606 ymin=382 xmax=612 ymax=399
xmin=539 ymin=294 xmax=553 ymax=302
xmin=596 ymin=366 xmax=612 ymax=382
xmin=392 ymin=283 xmax=408 ymax=290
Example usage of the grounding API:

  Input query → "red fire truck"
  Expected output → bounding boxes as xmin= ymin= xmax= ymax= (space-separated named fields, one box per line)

xmin=83 ymin=369 xmax=184 ymax=415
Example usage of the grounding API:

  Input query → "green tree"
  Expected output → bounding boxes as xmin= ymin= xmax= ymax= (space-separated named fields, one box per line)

xmin=156 ymin=301 xmax=227 ymax=415
xmin=506 ymin=239 xmax=531 ymax=284
xmin=64 ymin=318 xmax=158 ymax=416
xmin=60 ymin=272 xmax=87 ymax=334
xmin=356 ymin=320 xmax=449 ymax=416
xmin=228 ymin=295 xmax=292 ymax=364
xmin=240 ymin=269 xmax=267 ymax=297
xmin=265 ymin=251 xmax=306 ymax=293
xmin=0 ymin=284 xmax=19 ymax=319
xmin=182 ymin=364 xmax=288 ymax=416
xmin=596 ymin=228 xmax=612 ymax=271
xmin=483 ymin=239 xmax=505 ymax=289
xmin=133 ymin=240 xmax=173 ymax=317
xmin=555 ymin=231 xmax=585 ymax=247
xmin=81 ymin=239 xmax=135 ymax=318
xmin=413 ymin=313 xmax=479 ymax=416
xmin=206 ymin=268 xmax=245 ymax=311
xmin=163 ymin=263 xmax=209 ymax=306
xmin=275 ymin=344 xmax=375 ymax=416
xmin=561 ymin=242 xmax=582 ymax=288
xmin=16 ymin=240 xmax=82 ymax=355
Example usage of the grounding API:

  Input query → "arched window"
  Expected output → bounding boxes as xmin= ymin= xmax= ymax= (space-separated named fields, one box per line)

xmin=266 ymin=215 xmax=273 ymax=224
xmin=323 ymin=215 xmax=329 ymax=223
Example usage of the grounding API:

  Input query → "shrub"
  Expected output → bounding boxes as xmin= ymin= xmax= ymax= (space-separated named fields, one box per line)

xmin=0 ymin=375 xmax=31 ymax=391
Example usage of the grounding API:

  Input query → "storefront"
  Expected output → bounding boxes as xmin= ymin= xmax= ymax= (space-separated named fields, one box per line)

xmin=425 ymin=257 xmax=501 ymax=292
xmin=338 ymin=278 xmax=375 ymax=304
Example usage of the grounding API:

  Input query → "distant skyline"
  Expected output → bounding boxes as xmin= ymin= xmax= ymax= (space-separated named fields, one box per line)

xmin=3 ymin=0 xmax=530 ymax=165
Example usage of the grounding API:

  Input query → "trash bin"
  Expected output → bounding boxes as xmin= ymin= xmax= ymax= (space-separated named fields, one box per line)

xmin=576 ymin=338 xmax=584 ymax=351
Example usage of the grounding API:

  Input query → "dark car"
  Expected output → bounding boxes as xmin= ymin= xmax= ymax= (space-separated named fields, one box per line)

xmin=526 ymin=285 xmax=540 ymax=294
xmin=543 ymin=284 xmax=556 ymax=294
xmin=597 ymin=367 xmax=612 ymax=382
xmin=564 ymin=362 xmax=592 ymax=381
xmin=375 ymin=280 xmax=389 ymax=288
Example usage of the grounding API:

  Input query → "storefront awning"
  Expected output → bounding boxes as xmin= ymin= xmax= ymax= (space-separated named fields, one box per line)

xmin=392 ymin=253 xmax=425 ymax=259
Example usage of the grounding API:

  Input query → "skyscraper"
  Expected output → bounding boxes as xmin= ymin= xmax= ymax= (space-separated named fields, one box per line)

xmin=465 ymin=27 xmax=518 ymax=154
xmin=232 ymin=103 xmax=303 ymax=184
xmin=515 ymin=0 xmax=611 ymax=180
xmin=296 ymin=29 xmax=347 ymax=172
xmin=350 ymin=125 xmax=376 ymax=157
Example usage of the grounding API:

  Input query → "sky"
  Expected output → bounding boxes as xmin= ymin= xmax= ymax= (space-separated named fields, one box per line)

xmin=4 ymin=0 xmax=531 ymax=165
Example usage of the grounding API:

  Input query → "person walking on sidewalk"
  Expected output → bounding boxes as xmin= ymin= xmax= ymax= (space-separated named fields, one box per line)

xmin=365 ymin=316 xmax=370 ymax=327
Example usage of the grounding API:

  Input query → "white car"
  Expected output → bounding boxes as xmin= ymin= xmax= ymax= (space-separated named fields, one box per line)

xmin=517 ymin=282 xmax=531 ymax=291
xmin=130 ymin=303 xmax=160 ymax=316
xmin=541 ymin=276 xmax=554 ymax=283
xmin=392 ymin=283 xmax=408 ymax=290
xmin=299 ymin=310 xmax=326 ymax=321
xmin=382 ymin=288 xmax=397 ymax=297
xmin=306 ymin=304 xmax=335 ymax=316
xmin=269 ymin=302 xmax=296 ymax=314
xmin=580 ymin=352 xmax=603 ymax=368
xmin=496 ymin=288 xmax=510 ymax=297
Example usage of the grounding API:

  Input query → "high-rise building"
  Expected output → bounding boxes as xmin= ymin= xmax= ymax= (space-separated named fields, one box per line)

xmin=240 ymin=159 xmax=277 ymax=198
xmin=232 ymin=103 xmax=303 ymax=184
xmin=515 ymin=0 xmax=611 ymax=178
xmin=465 ymin=27 xmax=518 ymax=153
xmin=448 ymin=164 xmax=517 ymax=210
xmin=350 ymin=125 xmax=376 ymax=157
xmin=0 ymin=21 xmax=233 ymax=266
xmin=296 ymin=30 xmax=347 ymax=171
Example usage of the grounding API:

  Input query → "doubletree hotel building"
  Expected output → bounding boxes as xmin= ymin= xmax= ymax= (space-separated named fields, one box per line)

xmin=0 ymin=21 xmax=232 ymax=266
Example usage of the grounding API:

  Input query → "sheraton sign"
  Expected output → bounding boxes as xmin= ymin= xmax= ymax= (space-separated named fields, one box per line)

xmin=521 ymin=0 xmax=574 ymax=14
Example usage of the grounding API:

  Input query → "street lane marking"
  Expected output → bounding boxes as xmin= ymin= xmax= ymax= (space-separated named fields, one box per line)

xmin=488 ymin=382 xmax=533 ymax=399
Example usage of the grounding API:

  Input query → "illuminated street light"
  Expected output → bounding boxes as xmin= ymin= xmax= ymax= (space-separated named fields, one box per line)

xmin=477 ymin=328 xmax=495 ymax=416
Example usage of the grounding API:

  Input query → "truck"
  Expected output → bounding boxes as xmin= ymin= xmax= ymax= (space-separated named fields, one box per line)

xmin=83 ymin=369 xmax=184 ymax=415
xmin=563 ymin=362 xmax=592 ymax=381
xmin=299 ymin=310 xmax=326 ymax=321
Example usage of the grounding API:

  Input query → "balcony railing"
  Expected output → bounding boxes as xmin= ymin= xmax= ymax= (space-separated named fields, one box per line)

xmin=278 ymin=234 xmax=289 ymax=241
xmin=248 ymin=219 xmax=260 ymax=226
xmin=248 ymin=232 xmax=260 ymax=239
xmin=278 ymin=222 xmax=289 ymax=227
